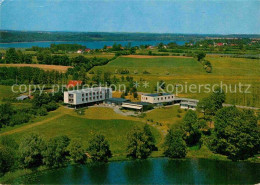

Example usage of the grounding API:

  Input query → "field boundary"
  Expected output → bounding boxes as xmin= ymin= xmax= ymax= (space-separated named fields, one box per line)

xmin=0 ymin=64 xmax=72 ymax=72
xmin=121 ymin=55 xmax=193 ymax=59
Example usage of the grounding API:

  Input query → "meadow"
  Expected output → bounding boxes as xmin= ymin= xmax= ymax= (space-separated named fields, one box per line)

xmin=92 ymin=56 xmax=260 ymax=107
xmin=0 ymin=106 xmax=161 ymax=158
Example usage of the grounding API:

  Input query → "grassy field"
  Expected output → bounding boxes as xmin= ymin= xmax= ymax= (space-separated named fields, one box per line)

xmin=91 ymin=56 xmax=260 ymax=107
xmin=0 ymin=106 xmax=161 ymax=157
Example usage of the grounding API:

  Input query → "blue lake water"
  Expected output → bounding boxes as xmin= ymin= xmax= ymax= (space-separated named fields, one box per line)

xmin=0 ymin=40 xmax=186 ymax=49
xmin=14 ymin=158 xmax=260 ymax=184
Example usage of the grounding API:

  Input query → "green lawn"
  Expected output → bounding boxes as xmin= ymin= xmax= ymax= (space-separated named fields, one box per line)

xmin=5 ymin=114 xmax=161 ymax=157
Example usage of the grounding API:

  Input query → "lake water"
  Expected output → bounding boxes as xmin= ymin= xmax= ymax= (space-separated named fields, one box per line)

xmin=14 ymin=158 xmax=260 ymax=184
xmin=0 ymin=40 xmax=186 ymax=49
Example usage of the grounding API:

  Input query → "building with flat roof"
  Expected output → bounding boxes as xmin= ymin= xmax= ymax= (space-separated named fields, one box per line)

xmin=141 ymin=93 xmax=175 ymax=104
xmin=122 ymin=102 xmax=152 ymax=111
xmin=64 ymin=87 xmax=112 ymax=107
xmin=105 ymin=98 xmax=130 ymax=106
xmin=175 ymin=98 xmax=199 ymax=110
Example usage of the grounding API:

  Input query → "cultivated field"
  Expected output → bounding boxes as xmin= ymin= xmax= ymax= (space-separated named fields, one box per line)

xmin=0 ymin=64 xmax=72 ymax=72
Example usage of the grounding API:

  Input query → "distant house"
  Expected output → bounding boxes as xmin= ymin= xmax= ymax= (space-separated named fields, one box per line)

xmin=16 ymin=95 xmax=29 ymax=101
xmin=216 ymin=43 xmax=223 ymax=46
xmin=77 ymin=49 xmax=83 ymax=54
xmin=107 ymin=46 xmax=112 ymax=49
xmin=85 ymin=48 xmax=91 ymax=53
xmin=67 ymin=80 xmax=83 ymax=88
xmin=147 ymin=46 xmax=155 ymax=49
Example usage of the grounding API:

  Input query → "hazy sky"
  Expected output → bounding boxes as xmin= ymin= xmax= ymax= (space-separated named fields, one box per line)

xmin=0 ymin=0 xmax=259 ymax=34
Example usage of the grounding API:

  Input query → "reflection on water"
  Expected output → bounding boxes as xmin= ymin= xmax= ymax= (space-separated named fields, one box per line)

xmin=14 ymin=158 xmax=260 ymax=184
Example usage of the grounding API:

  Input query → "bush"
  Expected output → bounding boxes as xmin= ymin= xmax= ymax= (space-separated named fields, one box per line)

xmin=10 ymin=112 xmax=31 ymax=126
xmin=43 ymin=101 xmax=59 ymax=111
xmin=177 ymin=109 xmax=182 ymax=113
xmin=0 ymin=146 xmax=15 ymax=176
xmin=37 ymin=107 xmax=48 ymax=116
xmin=19 ymin=133 xmax=46 ymax=168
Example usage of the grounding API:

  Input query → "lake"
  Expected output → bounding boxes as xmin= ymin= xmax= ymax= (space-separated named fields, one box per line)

xmin=14 ymin=158 xmax=260 ymax=184
xmin=0 ymin=40 xmax=186 ymax=49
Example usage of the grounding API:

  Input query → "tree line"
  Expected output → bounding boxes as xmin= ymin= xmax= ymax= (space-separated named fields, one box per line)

xmin=0 ymin=92 xmax=62 ymax=129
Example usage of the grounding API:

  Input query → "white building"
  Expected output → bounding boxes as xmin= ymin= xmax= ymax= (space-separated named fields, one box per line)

xmin=141 ymin=93 xmax=175 ymax=104
xmin=176 ymin=98 xmax=199 ymax=110
xmin=64 ymin=87 xmax=112 ymax=107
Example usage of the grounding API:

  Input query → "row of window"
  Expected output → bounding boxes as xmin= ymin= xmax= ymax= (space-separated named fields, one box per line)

xmin=81 ymin=91 xmax=103 ymax=97
xmin=142 ymin=96 xmax=174 ymax=101
xmin=81 ymin=95 xmax=103 ymax=102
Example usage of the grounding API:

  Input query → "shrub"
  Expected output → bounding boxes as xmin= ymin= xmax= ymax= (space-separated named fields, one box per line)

xmin=37 ymin=107 xmax=48 ymax=116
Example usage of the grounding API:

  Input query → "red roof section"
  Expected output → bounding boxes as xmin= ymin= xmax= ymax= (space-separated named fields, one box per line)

xmin=216 ymin=43 xmax=223 ymax=46
xmin=67 ymin=80 xmax=82 ymax=88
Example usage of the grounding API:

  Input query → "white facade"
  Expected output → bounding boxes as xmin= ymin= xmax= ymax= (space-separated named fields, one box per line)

xmin=64 ymin=87 xmax=112 ymax=105
xmin=179 ymin=98 xmax=199 ymax=110
xmin=141 ymin=93 xmax=175 ymax=104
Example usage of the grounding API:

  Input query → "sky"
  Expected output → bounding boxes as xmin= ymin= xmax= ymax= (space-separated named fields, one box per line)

xmin=0 ymin=0 xmax=259 ymax=34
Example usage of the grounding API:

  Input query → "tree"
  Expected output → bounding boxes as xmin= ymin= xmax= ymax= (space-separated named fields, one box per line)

xmin=197 ymin=52 xmax=206 ymax=61
xmin=87 ymin=134 xmax=112 ymax=162
xmin=133 ymin=92 xmax=138 ymax=99
xmin=5 ymin=48 xmax=19 ymax=63
xmin=163 ymin=129 xmax=187 ymax=158
xmin=19 ymin=133 xmax=46 ymax=168
xmin=210 ymin=87 xmax=225 ymax=111
xmin=0 ymin=146 xmax=15 ymax=175
xmin=182 ymin=110 xmax=201 ymax=146
xmin=197 ymin=97 xmax=215 ymax=116
xmin=143 ymin=124 xmax=157 ymax=151
xmin=212 ymin=106 xmax=260 ymax=161
xmin=126 ymin=126 xmax=152 ymax=159
xmin=42 ymin=135 xmax=70 ymax=167
xmin=68 ymin=139 xmax=87 ymax=164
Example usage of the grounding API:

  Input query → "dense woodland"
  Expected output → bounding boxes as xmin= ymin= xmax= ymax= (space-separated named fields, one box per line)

xmin=2 ymin=30 xmax=260 ymax=43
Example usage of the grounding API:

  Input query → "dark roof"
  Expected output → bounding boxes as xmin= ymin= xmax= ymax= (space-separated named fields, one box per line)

xmin=144 ymin=93 xmax=172 ymax=97
xmin=106 ymin=98 xmax=129 ymax=103
xmin=124 ymin=102 xmax=151 ymax=106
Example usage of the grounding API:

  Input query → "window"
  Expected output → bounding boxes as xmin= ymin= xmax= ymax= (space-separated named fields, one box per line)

xmin=86 ymin=98 xmax=88 ymax=101
xmin=93 ymin=92 xmax=95 ymax=95
xmin=89 ymin=97 xmax=92 ymax=100
xmin=82 ymin=98 xmax=84 ymax=101
xmin=172 ymin=96 xmax=174 ymax=98
xmin=69 ymin=94 xmax=74 ymax=98
xmin=158 ymin=98 xmax=159 ymax=100
xmin=100 ymin=95 xmax=102 ymax=99
xmin=86 ymin=93 xmax=88 ymax=96
xmin=82 ymin=94 xmax=84 ymax=97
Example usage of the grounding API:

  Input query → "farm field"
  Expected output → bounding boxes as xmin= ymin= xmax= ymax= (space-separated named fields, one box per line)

xmin=0 ymin=64 xmax=72 ymax=72
xmin=91 ymin=56 xmax=260 ymax=107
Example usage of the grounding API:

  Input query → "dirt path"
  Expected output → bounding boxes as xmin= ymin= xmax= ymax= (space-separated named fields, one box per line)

xmin=0 ymin=113 xmax=64 ymax=136
xmin=121 ymin=55 xmax=193 ymax=59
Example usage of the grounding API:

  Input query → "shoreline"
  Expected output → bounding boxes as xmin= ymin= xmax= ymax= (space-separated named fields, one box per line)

xmin=1 ymin=150 xmax=259 ymax=184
